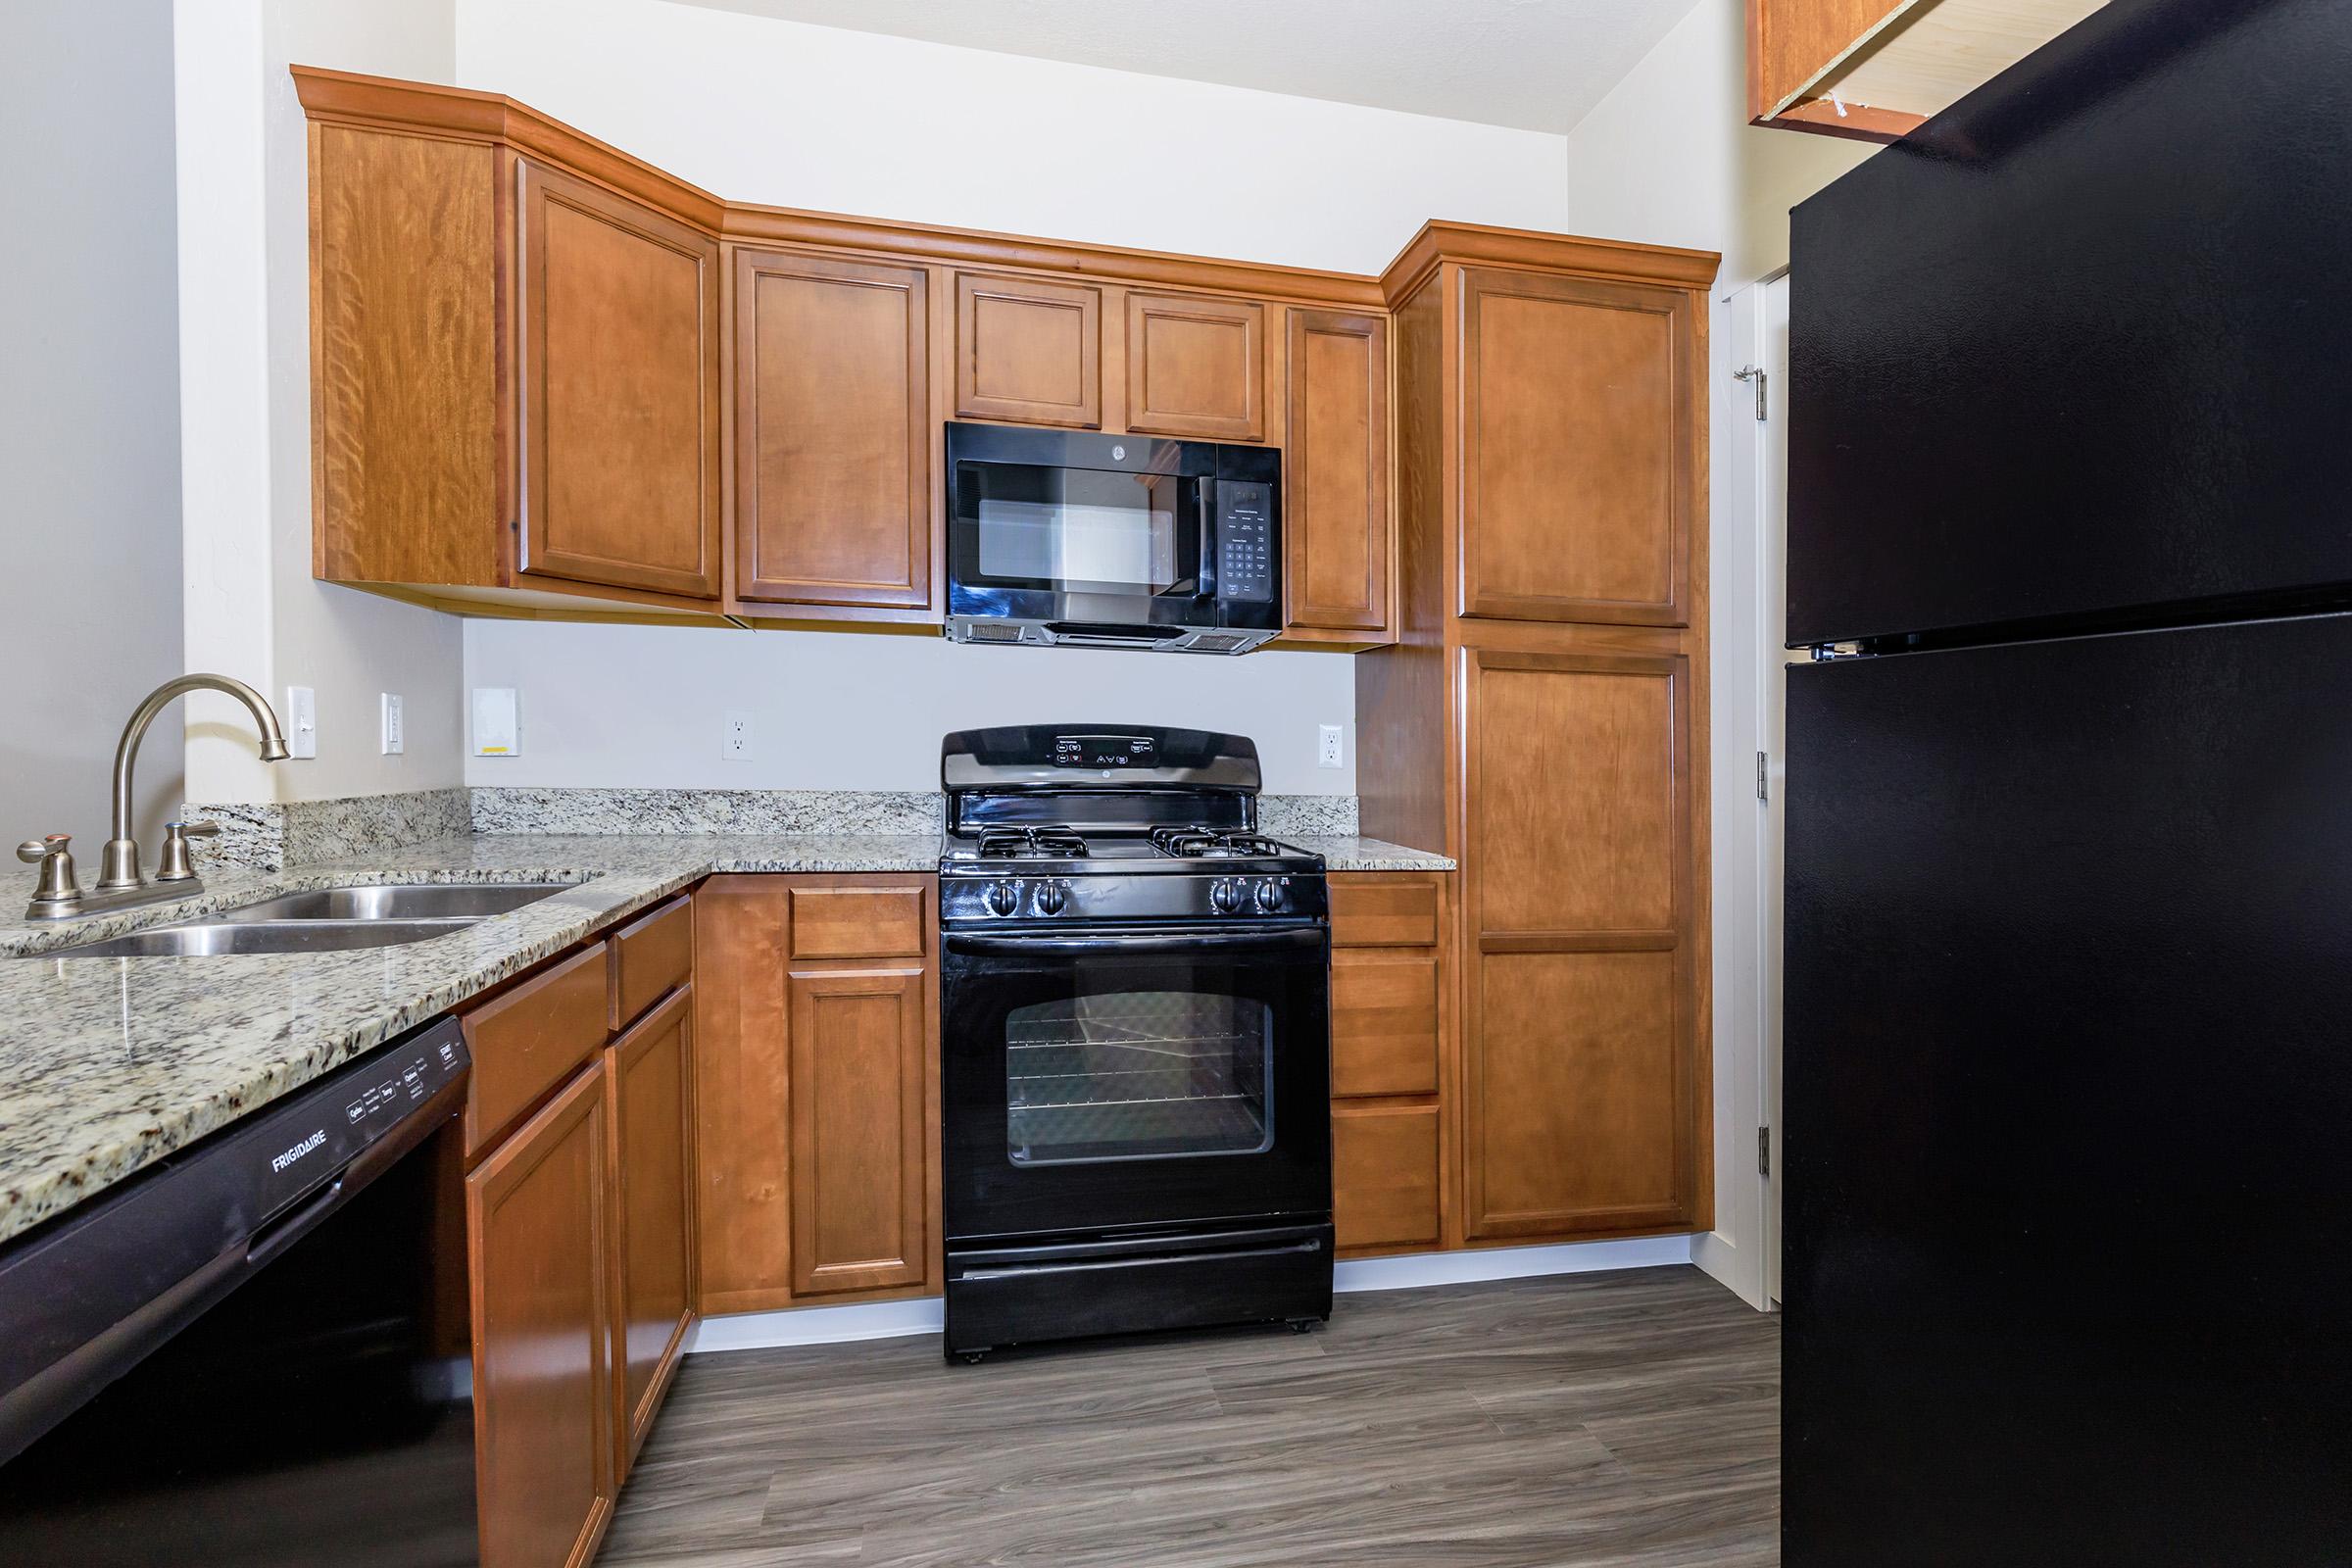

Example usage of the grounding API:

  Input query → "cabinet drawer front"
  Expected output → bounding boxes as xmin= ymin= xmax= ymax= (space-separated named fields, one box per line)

xmin=1331 ymin=951 xmax=1440 ymax=1098
xmin=955 ymin=272 xmax=1101 ymax=429
xmin=611 ymin=897 xmax=693 ymax=1030
xmin=1333 ymin=1102 xmax=1440 ymax=1252
xmin=787 ymin=885 xmax=927 ymax=959
xmin=1125 ymin=292 xmax=1264 ymax=441
xmin=466 ymin=941 xmax=612 ymax=1156
xmin=1329 ymin=877 xmax=1441 ymax=948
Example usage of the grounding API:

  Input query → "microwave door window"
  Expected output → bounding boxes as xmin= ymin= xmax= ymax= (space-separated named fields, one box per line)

xmin=969 ymin=466 xmax=1183 ymax=594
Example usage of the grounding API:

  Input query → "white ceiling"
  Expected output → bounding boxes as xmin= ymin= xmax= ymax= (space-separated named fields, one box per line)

xmin=666 ymin=0 xmax=1697 ymax=135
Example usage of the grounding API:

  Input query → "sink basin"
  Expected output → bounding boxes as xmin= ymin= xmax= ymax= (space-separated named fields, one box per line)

xmin=24 ymin=881 xmax=576 ymax=958
xmin=218 ymin=882 xmax=571 ymax=923
xmin=37 ymin=919 xmax=480 ymax=958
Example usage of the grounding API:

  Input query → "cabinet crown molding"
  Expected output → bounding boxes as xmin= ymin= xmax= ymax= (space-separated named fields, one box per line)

xmin=290 ymin=67 xmax=1719 ymax=310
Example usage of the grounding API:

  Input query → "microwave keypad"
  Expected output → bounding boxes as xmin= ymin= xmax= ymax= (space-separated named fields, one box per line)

xmin=1216 ymin=484 xmax=1276 ymax=604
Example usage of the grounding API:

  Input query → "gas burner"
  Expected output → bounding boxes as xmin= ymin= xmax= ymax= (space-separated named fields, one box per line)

xmin=1149 ymin=827 xmax=1291 ymax=859
xmin=976 ymin=825 xmax=1091 ymax=860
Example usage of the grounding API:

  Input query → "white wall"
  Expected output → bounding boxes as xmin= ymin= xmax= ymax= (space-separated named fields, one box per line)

xmin=1561 ymin=0 xmax=1878 ymax=1306
xmin=4 ymin=1 xmax=187 ymax=853
xmin=464 ymin=621 xmax=1358 ymax=793
xmin=175 ymin=0 xmax=467 ymax=805
xmin=452 ymin=0 xmax=1574 ymax=795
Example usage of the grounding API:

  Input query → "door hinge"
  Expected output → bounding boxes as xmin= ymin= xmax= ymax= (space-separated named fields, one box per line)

xmin=1758 ymin=1126 xmax=1772 ymax=1178
xmin=1755 ymin=750 xmax=1769 ymax=803
xmin=1733 ymin=364 xmax=1767 ymax=420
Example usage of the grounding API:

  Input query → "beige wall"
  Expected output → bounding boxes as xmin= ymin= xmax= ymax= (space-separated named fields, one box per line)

xmin=3 ymin=0 xmax=187 ymax=852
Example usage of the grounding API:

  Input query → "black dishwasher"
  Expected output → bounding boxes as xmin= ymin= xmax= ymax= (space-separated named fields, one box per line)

xmin=0 ymin=1018 xmax=476 ymax=1565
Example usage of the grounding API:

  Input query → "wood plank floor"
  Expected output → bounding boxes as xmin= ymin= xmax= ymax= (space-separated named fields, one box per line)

xmin=604 ymin=1265 xmax=1780 ymax=1567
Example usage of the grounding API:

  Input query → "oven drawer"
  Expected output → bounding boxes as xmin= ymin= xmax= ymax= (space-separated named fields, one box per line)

xmin=943 ymin=1223 xmax=1333 ymax=1354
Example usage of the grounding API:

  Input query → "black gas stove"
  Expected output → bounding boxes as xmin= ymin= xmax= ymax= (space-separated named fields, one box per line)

xmin=935 ymin=724 xmax=1334 ymax=1361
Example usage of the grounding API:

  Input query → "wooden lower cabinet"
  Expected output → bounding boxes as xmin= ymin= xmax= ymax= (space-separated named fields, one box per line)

xmin=467 ymin=1062 xmax=614 ymax=1568
xmin=606 ymin=987 xmax=696 ymax=1478
xmin=695 ymin=874 xmax=942 ymax=1313
xmin=463 ymin=897 xmax=700 ymax=1563
xmin=1327 ymin=873 xmax=1449 ymax=1256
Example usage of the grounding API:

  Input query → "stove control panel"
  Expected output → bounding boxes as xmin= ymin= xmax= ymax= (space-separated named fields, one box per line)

xmin=941 ymin=872 xmax=1323 ymax=924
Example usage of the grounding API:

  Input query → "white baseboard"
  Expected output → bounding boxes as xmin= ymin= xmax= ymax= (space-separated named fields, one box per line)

xmin=686 ymin=1233 xmax=1697 ymax=1355
xmin=1331 ymin=1234 xmax=1692 ymax=1293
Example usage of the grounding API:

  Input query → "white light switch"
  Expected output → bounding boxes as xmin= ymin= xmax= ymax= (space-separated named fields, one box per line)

xmin=283 ymin=686 xmax=318 ymax=760
xmin=1317 ymin=724 xmax=1345 ymax=769
xmin=379 ymin=693 xmax=404 ymax=756
xmin=472 ymin=688 xmax=519 ymax=758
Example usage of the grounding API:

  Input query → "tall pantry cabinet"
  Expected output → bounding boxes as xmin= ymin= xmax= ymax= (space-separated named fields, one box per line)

xmin=1358 ymin=224 xmax=1720 ymax=1249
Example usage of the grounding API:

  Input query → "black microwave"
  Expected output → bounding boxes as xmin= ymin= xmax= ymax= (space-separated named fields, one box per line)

xmin=944 ymin=422 xmax=1280 ymax=654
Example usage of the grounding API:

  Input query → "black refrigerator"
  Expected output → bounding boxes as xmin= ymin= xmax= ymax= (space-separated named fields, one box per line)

xmin=1782 ymin=1 xmax=2352 ymax=1563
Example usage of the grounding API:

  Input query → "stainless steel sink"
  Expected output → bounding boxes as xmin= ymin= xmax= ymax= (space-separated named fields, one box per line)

xmin=39 ymin=919 xmax=482 ymax=958
xmin=25 ymin=881 xmax=575 ymax=958
xmin=217 ymin=882 xmax=570 ymax=922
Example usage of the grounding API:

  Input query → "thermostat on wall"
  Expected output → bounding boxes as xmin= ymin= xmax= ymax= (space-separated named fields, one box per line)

xmin=471 ymin=688 xmax=519 ymax=758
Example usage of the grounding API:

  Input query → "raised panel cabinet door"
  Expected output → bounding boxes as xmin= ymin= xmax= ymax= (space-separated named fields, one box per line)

xmin=467 ymin=1062 xmax=614 ymax=1568
xmin=1332 ymin=1102 xmax=1441 ymax=1253
xmin=606 ymin=988 xmax=695 ymax=1479
xmin=1460 ymin=647 xmax=1700 ymax=1242
xmin=1125 ymin=292 xmax=1264 ymax=441
xmin=1284 ymin=308 xmax=1391 ymax=635
xmin=955 ymin=271 xmax=1101 ymax=429
xmin=1458 ymin=268 xmax=1696 ymax=626
xmin=690 ymin=878 xmax=795 ymax=1313
xmin=788 ymin=963 xmax=930 ymax=1296
xmin=735 ymin=251 xmax=932 ymax=610
xmin=516 ymin=160 xmax=721 ymax=600
xmin=1464 ymin=949 xmax=1693 ymax=1240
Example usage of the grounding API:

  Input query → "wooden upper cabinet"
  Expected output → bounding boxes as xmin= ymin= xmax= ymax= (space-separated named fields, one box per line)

xmin=516 ymin=160 xmax=721 ymax=600
xmin=1284 ymin=308 xmax=1391 ymax=639
xmin=1747 ymin=0 xmax=2104 ymax=142
xmin=955 ymin=271 xmax=1102 ymax=428
xmin=1458 ymin=268 xmax=1695 ymax=628
xmin=734 ymin=251 xmax=932 ymax=612
xmin=467 ymin=1061 xmax=614 ymax=1568
xmin=1125 ymin=292 xmax=1264 ymax=441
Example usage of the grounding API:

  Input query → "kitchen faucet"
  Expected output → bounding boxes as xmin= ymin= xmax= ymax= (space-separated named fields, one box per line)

xmin=16 ymin=674 xmax=290 ymax=920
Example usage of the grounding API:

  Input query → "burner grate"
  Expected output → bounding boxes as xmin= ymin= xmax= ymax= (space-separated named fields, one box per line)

xmin=1148 ymin=826 xmax=1290 ymax=859
xmin=975 ymin=825 xmax=1091 ymax=859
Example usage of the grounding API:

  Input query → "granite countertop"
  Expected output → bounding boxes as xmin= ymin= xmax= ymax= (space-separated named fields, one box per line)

xmin=0 ymin=830 xmax=1449 ymax=1246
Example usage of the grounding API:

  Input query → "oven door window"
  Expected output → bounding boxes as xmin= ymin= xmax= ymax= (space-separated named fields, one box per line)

xmin=1005 ymin=990 xmax=1272 ymax=1164
xmin=957 ymin=464 xmax=1201 ymax=597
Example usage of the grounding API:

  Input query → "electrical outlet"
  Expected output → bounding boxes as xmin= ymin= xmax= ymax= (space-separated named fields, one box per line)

xmin=1317 ymin=724 xmax=1345 ymax=769
xmin=722 ymin=710 xmax=754 ymax=761
xmin=283 ymin=686 xmax=318 ymax=760
xmin=379 ymin=693 xmax=404 ymax=756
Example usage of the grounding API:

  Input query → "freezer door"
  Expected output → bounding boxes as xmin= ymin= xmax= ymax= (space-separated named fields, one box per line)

xmin=1788 ymin=0 xmax=2352 ymax=648
xmin=1783 ymin=613 xmax=2352 ymax=1566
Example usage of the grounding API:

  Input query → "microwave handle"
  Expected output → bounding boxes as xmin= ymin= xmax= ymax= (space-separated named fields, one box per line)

xmin=1194 ymin=479 xmax=1218 ymax=601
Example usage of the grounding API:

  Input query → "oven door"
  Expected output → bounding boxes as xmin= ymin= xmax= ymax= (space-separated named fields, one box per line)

xmin=941 ymin=922 xmax=1332 ymax=1242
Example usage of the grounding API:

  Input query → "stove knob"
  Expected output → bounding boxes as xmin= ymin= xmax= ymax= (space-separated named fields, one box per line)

xmin=1253 ymin=877 xmax=1285 ymax=911
xmin=1036 ymin=881 xmax=1068 ymax=915
xmin=986 ymin=880 xmax=1020 ymax=917
xmin=1209 ymin=878 xmax=1244 ymax=914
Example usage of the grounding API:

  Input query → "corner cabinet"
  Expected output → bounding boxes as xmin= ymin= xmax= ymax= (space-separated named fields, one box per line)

xmin=459 ymin=894 xmax=700 ymax=1566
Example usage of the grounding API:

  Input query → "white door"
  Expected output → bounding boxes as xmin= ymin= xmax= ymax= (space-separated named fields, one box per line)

xmin=1698 ymin=273 xmax=1791 ymax=1313
xmin=1758 ymin=272 xmax=1790 ymax=1309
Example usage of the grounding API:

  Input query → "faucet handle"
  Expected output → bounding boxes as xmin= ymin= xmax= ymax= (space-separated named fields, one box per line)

xmin=17 ymin=836 xmax=80 ymax=907
xmin=154 ymin=821 xmax=220 ymax=883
